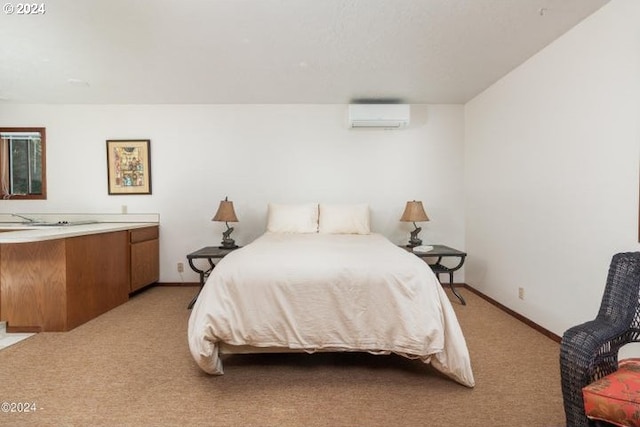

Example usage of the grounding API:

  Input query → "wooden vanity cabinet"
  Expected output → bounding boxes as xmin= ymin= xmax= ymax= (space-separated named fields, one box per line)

xmin=0 ymin=224 xmax=160 ymax=332
xmin=129 ymin=226 xmax=159 ymax=292
xmin=0 ymin=231 xmax=130 ymax=332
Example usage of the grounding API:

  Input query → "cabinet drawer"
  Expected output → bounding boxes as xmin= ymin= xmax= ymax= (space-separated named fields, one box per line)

xmin=130 ymin=226 xmax=158 ymax=243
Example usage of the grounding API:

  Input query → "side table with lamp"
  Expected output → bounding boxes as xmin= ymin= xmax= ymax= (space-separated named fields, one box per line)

xmin=186 ymin=196 xmax=241 ymax=309
xmin=399 ymin=200 xmax=467 ymax=305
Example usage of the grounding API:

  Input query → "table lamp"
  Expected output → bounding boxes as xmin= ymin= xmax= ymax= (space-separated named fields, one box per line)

xmin=400 ymin=200 xmax=429 ymax=247
xmin=212 ymin=196 xmax=239 ymax=249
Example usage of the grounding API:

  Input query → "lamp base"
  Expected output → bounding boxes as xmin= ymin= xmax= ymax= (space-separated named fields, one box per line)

xmin=219 ymin=244 xmax=239 ymax=249
xmin=407 ymin=225 xmax=423 ymax=248
xmin=406 ymin=237 xmax=423 ymax=248
xmin=219 ymin=226 xmax=237 ymax=249
xmin=219 ymin=236 xmax=238 ymax=249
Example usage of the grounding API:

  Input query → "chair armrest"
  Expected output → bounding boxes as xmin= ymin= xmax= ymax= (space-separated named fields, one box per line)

xmin=560 ymin=319 xmax=629 ymax=427
xmin=562 ymin=319 xmax=628 ymax=376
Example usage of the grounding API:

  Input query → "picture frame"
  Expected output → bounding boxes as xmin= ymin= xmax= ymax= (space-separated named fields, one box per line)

xmin=106 ymin=139 xmax=152 ymax=195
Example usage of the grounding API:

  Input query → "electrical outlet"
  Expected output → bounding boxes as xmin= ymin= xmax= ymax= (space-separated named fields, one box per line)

xmin=177 ymin=262 xmax=184 ymax=273
xmin=518 ymin=287 xmax=525 ymax=300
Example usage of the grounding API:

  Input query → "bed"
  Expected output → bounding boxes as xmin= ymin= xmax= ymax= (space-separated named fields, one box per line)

xmin=187 ymin=203 xmax=475 ymax=387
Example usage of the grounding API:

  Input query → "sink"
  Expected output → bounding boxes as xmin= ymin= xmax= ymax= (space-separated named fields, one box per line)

xmin=0 ymin=219 xmax=100 ymax=229
xmin=26 ymin=220 xmax=99 ymax=227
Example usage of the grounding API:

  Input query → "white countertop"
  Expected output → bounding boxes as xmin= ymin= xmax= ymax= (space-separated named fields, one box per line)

xmin=0 ymin=222 xmax=158 ymax=243
xmin=0 ymin=213 xmax=159 ymax=243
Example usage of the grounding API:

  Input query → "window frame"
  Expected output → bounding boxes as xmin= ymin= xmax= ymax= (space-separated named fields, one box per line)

xmin=0 ymin=127 xmax=47 ymax=200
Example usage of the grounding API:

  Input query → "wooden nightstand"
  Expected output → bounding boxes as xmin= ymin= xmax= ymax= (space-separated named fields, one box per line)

xmin=403 ymin=244 xmax=467 ymax=305
xmin=186 ymin=246 xmax=241 ymax=309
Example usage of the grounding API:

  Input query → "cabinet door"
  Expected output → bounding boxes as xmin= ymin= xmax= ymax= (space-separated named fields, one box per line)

xmin=67 ymin=231 xmax=129 ymax=330
xmin=130 ymin=238 xmax=159 ymax=292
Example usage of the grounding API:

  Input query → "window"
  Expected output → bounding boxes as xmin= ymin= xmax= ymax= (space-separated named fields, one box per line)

xmin=0 ymin=127 xmax=46 ymax=199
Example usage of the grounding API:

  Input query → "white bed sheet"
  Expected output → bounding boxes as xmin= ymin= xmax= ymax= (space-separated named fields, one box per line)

xmin=188 ymin=232 xmax=475 ymax=387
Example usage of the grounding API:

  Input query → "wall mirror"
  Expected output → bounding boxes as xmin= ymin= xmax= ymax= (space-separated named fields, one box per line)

xmin=0 ymin=127 xmax=46 ymax=199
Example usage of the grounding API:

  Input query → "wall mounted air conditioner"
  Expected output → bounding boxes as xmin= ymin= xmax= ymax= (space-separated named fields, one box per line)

xmin=348 ymin=104 xmax=410 ymax=129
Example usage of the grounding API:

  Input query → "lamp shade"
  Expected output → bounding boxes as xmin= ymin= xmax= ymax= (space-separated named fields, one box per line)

xmin=400 ymin=200 xmax=429 ymax=222
xmin=212 ymin=197 xmax=238 ymax=222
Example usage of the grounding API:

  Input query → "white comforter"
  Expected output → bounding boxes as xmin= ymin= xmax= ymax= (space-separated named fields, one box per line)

xmin=188 ymin=232 xmax=475 ymax=387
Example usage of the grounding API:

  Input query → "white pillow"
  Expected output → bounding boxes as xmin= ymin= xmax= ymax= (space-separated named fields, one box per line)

xmin=318 ymin=204 xmax=371 ymax=234
xmin=267 ymin=203 xmax=319 ymax=233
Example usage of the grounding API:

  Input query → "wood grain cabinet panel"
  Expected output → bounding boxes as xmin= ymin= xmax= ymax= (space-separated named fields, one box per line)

xmin=129 ymin=226 xmax=159 ymax=292
xmin=65 ymin=231 xmax=129 ymax=330
xmin=0 ymin=239 xmax=67 ymax=331
xmin=0 ymin=232 xmax=130 ymax=331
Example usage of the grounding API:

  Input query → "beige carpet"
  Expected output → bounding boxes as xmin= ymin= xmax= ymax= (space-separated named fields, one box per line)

xmin=0 ymin=286 xmax=564 ymax=426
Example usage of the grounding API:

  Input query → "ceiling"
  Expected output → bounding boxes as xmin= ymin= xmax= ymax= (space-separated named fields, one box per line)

xmin=0 ymin=0 xmax=609 ymax=105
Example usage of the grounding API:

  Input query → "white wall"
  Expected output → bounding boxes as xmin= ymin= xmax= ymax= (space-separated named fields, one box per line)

xmin=0 ymin=104 xmax=466 ymax=283
xmin=464 ymin=0 xmax=640 ymax=336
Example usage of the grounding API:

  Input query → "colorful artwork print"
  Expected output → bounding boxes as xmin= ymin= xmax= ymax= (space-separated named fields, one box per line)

xmin=107 ymin=140 xmax=151 ymax=195
xmin=113 ymin=146 xmax=145 ymax=187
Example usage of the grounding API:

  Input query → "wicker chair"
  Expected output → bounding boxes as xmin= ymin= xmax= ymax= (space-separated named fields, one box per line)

xmin=560 ymin=252 xmax=640 ymax=426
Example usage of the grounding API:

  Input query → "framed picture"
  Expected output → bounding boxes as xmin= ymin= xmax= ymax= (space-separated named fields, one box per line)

xmin=106 ymin=139 xmax=151 ymax=195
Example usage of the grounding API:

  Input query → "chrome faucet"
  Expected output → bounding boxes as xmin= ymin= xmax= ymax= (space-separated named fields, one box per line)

xmin=11 ymin=213 xmax=35 ymax=223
